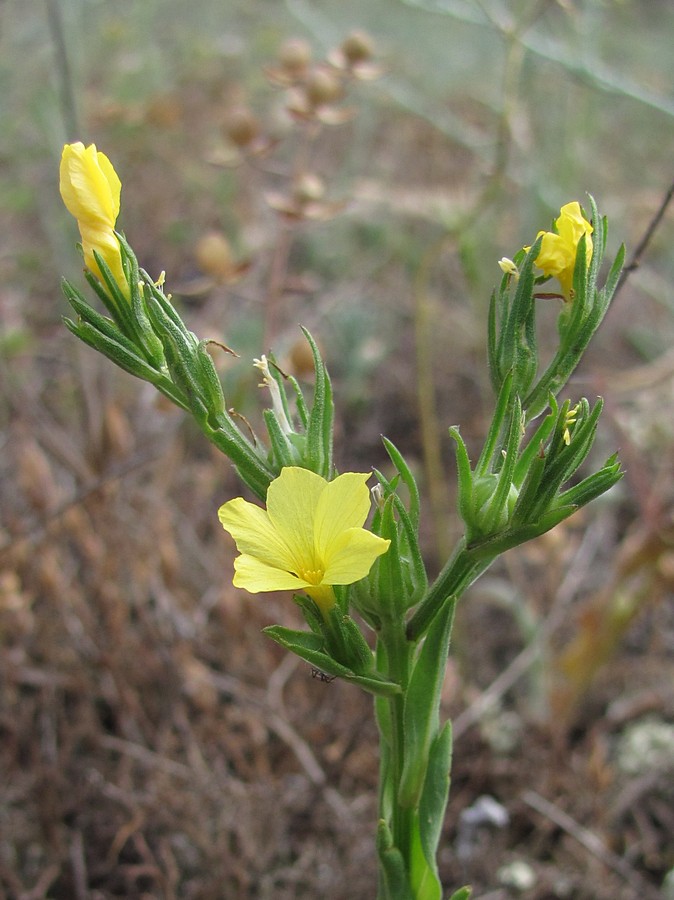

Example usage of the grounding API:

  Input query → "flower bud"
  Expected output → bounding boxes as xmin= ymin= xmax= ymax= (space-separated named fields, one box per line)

xmin=305 ymin=69 xmax=344 ymax=107
xmin=278 ymin=37 xmax=312 ymax=78
xmin=224 ymin=107 xmax=260 ymax=148
xmin=341 ymin=30 xmax=374 ymax=64
xmin=59 ymin=142 xmax=129 ymax=296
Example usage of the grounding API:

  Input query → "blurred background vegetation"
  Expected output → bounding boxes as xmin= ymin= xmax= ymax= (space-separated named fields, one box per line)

xmin=1 ymin=1 xmax=673 ymax=897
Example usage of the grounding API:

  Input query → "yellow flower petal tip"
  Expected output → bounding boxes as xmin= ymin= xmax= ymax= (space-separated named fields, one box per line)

xmin=218 ymin=467 xmax=390 ymax=612
xmin=59 ymin=142 xmax=129 ymax=295
xmin=534 ymin=201 xmax=593 ymax=299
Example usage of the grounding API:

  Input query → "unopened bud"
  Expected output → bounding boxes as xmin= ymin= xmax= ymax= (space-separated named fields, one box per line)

xmin=278 ymin=37 xmax=312 ymax=76
xmin=498 ymin=257 xmax=519 ymax=278
xmin=195 ymin=232 xmax=233 ymax=281
xmin=293 ymin=173 xmax=326 ymax=205
xmin=305 ymin=69 xmax=343 ymax=107
xmin=224 ymin=107 xmax=260 ymax=148
xmin=341 ymin=30 xmax=374 ymax=64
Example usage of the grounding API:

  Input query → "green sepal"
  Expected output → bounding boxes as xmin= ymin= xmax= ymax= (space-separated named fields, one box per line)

xmin=302 ymin=328 xmax=334 ymax=479
xmin=382 ymin=437 xmax=421 ymax=531
xmin=478 ymin=393 xmax=522 ymax=536
xmin=263 ymin=625 xmax=401 ymax=697
xmin=266 ymin=353 xmax=298 ymax=431
xmin=293 ymin=592 xmax=326 ymax=636
xmin=449 ymin=427 xmax=474 ymax=527
xmin=114 ymin=235 xmax=166 ymax=368
xmin=468 ymin=505 xmax=577 ymax=558
xmin=373 ymin=496 xmax=407 ymax=619
xmin=194 ymin=340 xmax=226 ymax=420
xmin=85 ymin=248 xmax=131 ymax=328
xmin=322 ymin=606 xmax=374 ymax=675
xmin=556 ymin=453 xmax=623 ymax=508
xmin=399 ymin=598 xmax=456 ymax=807
xmin=474 ymin=371 xmax=514 ymax=479
xmin=144 ymin=294 xmax=205 ymax=412
xmin=377 ymin=820 xmax=414 ymax=900
xmin=513 ymin=399 xmax=556 ymax=487
xmin=263 ymin=408 xmax=301 ymax=468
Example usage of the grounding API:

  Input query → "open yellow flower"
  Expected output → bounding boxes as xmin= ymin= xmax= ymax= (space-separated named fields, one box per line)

xmin=218 ymin=467 xmax=390 ymax=612
xmin=534 ymin=201 xmax=593 ymax=299
xmin=59 ymin=142 xmax=129 ymax=296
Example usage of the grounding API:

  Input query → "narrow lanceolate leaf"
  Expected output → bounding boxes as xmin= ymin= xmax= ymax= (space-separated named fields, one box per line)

xmin=419 ymin=721 xmax=452 ymax=871
xmin=382 ymin=437 xmax=421 ymax=530
xmin=263 ymin=626 xmax=401 ymax=698
xmin=409 ymin=818 xmax=442 ymax=900
xmin=63 ymin=318 xmax=163 ymax=385
xmin=302 ymin=328 xmax=334 ymax=479
xmin=399 ymin=598 xmax=456 ymax=807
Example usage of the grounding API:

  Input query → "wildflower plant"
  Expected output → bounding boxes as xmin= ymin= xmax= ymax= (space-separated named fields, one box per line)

xmin=59 ymin=139 xmax=625 ymax=898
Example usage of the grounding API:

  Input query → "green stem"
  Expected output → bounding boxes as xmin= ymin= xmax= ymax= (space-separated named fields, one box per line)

xmin=406 ymin=540 xmax=494 ymax=642
xmin=378 ymin=618 xmax=413 ymax=876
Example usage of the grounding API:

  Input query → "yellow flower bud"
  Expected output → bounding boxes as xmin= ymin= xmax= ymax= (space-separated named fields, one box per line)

xmin=59 ymin=142 xmax=129 ymax=296
xmin=498 ymin=257 xmax=519 ymax=278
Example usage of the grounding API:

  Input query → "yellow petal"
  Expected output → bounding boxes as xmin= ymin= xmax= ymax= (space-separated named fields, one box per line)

xmin=59 ymin=143 xmax=120 ymax=229
xmin=265 ymin=467 xmax=326 ymax=569
xmin=314 ymin=472 xmax=372 ymax=560
xmin=322 ymin=527 xmax=390 ymax=584
xmin=218 ymin=497 xmax=296 ymax=572
xmin=233 ymin=554 xmax=311 ymax=593
xmin=60 ymin=142 xmax=128 ymax=294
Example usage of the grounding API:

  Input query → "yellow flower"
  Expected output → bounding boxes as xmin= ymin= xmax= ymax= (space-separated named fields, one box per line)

xmin=534 ymin=201 xmax=593 ymax=299
xmin=59 ymin=142 xmax=129 ymax=295
xmin=218 ymin=467 xmax=390 ymax=613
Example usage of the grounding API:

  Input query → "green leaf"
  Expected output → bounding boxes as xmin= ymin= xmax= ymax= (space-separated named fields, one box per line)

xmin=203 ymin=413 xmax=275 ymax=501
xmin=409 ymin=818 xmax=441 ymax=900
xmin=399 ymin=598 xmax=456 ymax=807
xmin=63 ymin=318 xmax=164 ymax=385
xmin=419 ymin=721 xmax=452 ymax=871
xmin=475 ymin=371 xmax=514 ymax=478
xmin=302 ymin=329 xmax=334 ymax=479
xmin=263 ymin=626 xmax=401 ymax=697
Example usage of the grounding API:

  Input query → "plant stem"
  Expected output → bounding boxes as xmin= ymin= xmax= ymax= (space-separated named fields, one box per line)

xmin=378 ymin=618 xmax=413 ymax=871
xmin=406 ymin=540 xmax=494 ymax=642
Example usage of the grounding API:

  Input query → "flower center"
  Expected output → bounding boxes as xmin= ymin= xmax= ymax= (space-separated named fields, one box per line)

xmin=299 ymin=567 xmax=325 ymax=585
